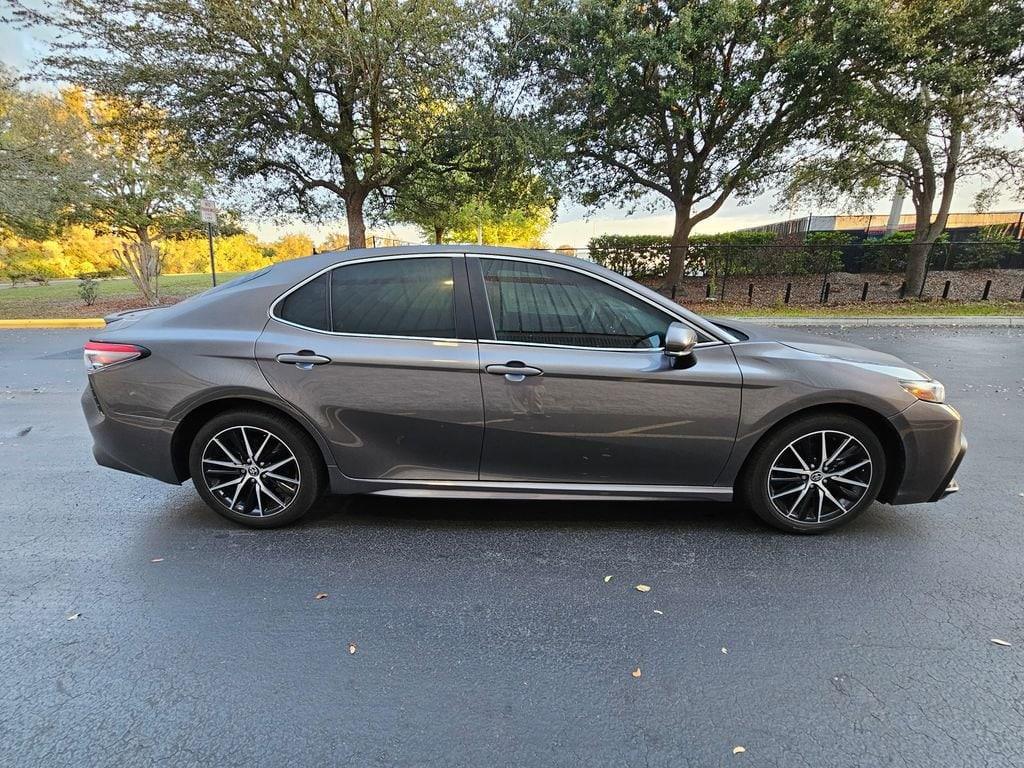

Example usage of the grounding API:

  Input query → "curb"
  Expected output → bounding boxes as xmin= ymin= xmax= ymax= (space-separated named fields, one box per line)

xmin=720 ymin=315 xmax=1023 ymax=328
xmin=0 ymin=318 xmax=105 ymax=329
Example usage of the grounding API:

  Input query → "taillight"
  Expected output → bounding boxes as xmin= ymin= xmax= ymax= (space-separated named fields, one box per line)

xmin=83 ymin=341 xmax=149 ymax=372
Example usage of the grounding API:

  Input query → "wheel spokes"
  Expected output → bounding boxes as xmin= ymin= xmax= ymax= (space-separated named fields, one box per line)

xmin=768 ymin=430 xmax=872 ymax=524
xmin=201 ymin=425 xmax=300 ymax=518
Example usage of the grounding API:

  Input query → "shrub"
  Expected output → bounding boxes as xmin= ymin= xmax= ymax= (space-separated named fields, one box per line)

xmin=78 ymin=275 xmax=99 ymax=306
xmin=587 ymin=235 xmax=671 ymax=280
xmin=861 ymin=232 xmax=949 ymax=273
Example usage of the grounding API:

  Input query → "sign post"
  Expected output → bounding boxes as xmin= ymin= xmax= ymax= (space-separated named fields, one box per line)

xmin=199 ymin=198 xmax=218 ymax=286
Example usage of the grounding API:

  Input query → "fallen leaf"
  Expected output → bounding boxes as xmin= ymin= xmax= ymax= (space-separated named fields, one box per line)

xmin=65 ymin=613 xmax=80 ymax=621
xmin=631 ymin=667 xmax=642 ymax=678
xmin=635 ymin=584 xmax=651 ymax=593
xmin=653 ymin=609 xmax=664 ymax=615
xmin=314 ymin=592 xmax=328 ymax=600
xmin=991 ymin=638 xmax=1012 ymax=647
xmin=733 ymin=746 xmax=746 ymax=755
xmin=604 ymin=575 xmax=613 ymax=583
xmin=348 ymin=643 xmax=357 ymax=654
xmin=150 ymin=558 xmax=164 ymax=563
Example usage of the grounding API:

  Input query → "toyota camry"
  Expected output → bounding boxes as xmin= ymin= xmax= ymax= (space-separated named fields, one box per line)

xmin=81 ymin=246 xmax=965 ymax=532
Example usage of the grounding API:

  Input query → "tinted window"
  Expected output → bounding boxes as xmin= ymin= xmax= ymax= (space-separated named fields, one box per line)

xmin=480 ymin=259 xmax=676 ymax=348
xmin=330 ymin=257 xmax=456 ymax=338
xmin=278 ymin=273 xmax=329 ymax=330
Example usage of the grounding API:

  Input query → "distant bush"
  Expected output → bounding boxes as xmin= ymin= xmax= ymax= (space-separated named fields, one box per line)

xmin=588 ymin=231 xmax=782 ymax=280
xmin=78 ymin=275 xmax=99 ymax=305
xmin=588 ymin=235 xmax=671 ymax=280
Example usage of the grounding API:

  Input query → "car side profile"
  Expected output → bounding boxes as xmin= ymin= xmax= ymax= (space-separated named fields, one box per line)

xmin=81 ymin=246 xmax=965 ymax=532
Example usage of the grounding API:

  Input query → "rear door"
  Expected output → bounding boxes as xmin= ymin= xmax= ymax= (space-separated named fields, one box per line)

xmin=470 ymin=256 xmax=742 ymax=486
xmin=256 ymin=254 xmax=484 ymax=481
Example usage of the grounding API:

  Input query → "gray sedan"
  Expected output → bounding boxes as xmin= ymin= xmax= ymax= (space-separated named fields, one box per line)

xmin=81 ymin=246 xmax=965 ymax=532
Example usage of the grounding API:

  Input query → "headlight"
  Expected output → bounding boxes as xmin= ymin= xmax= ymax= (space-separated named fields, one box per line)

xmin=899 ymin=379 xmax=945 ymax=403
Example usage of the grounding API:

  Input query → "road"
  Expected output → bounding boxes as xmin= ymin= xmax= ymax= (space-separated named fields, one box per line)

xmin=1 ymin=326 xmax=1022 ymax=767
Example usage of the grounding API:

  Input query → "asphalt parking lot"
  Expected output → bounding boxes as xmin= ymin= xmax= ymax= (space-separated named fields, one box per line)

xmin=1 ymin=325 xmax=1022 ymax=767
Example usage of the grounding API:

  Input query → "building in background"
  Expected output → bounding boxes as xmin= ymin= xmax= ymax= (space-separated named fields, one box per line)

xmin=741 ymin=211 xmax=1024 ymax=240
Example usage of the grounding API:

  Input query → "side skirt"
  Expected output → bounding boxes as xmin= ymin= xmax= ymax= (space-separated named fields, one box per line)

xmin=329 ymin=474 xmax=733 ymax=502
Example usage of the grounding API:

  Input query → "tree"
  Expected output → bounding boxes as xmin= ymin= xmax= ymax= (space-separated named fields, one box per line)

xmin=391 ymin=102 xmax=559 ymax=244
xmin=445 ymin=200 xmax=552 ymax=247
xmin=52 ymin=90 xmax=212 ymax=303
xmin=320 ymin=232 xmax=350 ymax=252
xmin=19 ymin=0 xmax=495 ymax=248
xmin=61 ymin=89 xmax=209 ymax=248
xmin=0 ymin=68 xmax=91 ymax=238
xmin=270 ymin=234 xmax=315 ymax=262
xmin=507 ymin=0 xmax=847 ymax=287
xmin=784 ymin=0 xmax=1024 ymax=295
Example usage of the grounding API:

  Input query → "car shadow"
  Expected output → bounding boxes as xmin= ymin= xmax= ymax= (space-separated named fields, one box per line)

xmin=149 ymin=483 xmax=922 ymax=542
xmin=305 ymin=494 xmax=770 ymax=536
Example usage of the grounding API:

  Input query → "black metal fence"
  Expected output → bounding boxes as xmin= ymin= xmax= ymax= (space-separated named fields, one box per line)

xmin=550 ymin=240 xmax=1024 ymax=305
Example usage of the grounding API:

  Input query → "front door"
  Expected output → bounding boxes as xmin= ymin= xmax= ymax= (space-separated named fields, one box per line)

xmin=471 ymin=256 xmax=742 ymax=486
xmin=256 ymin=254 xmax=483 ymax=481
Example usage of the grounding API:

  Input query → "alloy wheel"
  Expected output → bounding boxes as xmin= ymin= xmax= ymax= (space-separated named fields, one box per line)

xmin=766 ymin=430 xmax=873 ymax=524
xmin=200 ymin=426 xmax=301 ymax=517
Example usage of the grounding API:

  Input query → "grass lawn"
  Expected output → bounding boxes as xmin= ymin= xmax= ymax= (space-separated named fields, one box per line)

xmin=694 ymin=300 xmax=1024 ymax=317
xmin=0 ymin=272 xmax=244 ymax=319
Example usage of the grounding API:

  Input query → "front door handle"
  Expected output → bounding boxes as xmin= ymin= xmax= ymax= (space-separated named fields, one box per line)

xmin=276 ymin=351 xmax=331 ymax=370
xmin=485 ymin=362 xmax=543 ymax=382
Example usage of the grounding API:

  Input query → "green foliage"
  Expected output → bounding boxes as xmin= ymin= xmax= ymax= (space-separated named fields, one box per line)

xmin=588 ymin=232 xmax=788 ymax=280
xmin=509 ymin=0 xmax=848 ymax=284
xmin=801 ymin=231 xmax=853 ymax=273
xmin=77 ymin=275 xmax=98 ymax=305
xmin=783 ymin=0 xmax=1024 ymax=291
xmin=444 ymin=203 xmax=552 ymax=248
xmin=392 ymin=102 xmax=558 ymax=245
xmin=0 ymin=68 xmax=93 ymax=238
xmin=26 ymin=0 xmax=497 ymax=247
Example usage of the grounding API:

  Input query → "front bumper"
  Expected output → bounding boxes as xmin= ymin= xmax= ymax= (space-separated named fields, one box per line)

xmin=887 ymin=401 xmax=966 ymax=505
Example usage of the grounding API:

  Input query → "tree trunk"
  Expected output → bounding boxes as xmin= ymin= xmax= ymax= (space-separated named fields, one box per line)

xmin=345 ymin=193 xmax=366 ymax=249
xmin=476 ymin=222 xmax=484 ymax=245
xmin=434 ymin=225 xmax=444 ymax=245
xmin=662 ymin=206 xmax=692 ymax=291
xmin=904 ymin=239 xmax=932 ymax=298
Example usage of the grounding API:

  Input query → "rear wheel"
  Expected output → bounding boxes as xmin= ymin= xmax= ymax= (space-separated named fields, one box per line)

xmin=189 ymin=409 xmax=325 ymax=528
xmin=741 ymin=413 xmax=885 ymax=533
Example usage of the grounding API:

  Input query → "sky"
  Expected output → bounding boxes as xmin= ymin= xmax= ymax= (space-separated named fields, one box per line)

xmin=4 ymin=18 xmax=1022 ymax=248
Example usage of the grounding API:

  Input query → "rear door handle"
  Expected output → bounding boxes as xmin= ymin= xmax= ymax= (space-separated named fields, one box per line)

xmin=485 ymin=362 xmax=543 ymax=382
xmin=276 ymin=351 xmax=331 ymax=369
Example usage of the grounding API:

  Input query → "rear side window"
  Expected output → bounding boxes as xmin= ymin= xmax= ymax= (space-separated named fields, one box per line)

xmin=330 ymin=257 xmax=456 ymax=338
xmin=278 ymin=273 xmax=329 ymax=330
xmin=479 ymin=258 xmax=677 ymax=348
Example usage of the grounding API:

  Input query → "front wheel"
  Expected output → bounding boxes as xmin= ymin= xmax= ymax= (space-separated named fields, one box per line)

xmin=741 ymin=413 xmax=886 ymax=533
xmin=188 ymin=409 xmax=326 ymax=528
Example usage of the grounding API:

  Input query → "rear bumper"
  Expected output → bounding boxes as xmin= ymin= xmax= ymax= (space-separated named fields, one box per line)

xmin=887 ymin=401 xmax=966 ymax=505
xmin=81 ymin=385 xmax=181 ymax=484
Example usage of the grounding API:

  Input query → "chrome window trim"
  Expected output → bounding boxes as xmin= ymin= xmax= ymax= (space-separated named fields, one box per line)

xmin=267 ymin=250 xmax=735 ymax=346
xmin=471 ymin=253 xmax=731 ymax=348
xmin=268 ymin=253 xmax=466 ymax=342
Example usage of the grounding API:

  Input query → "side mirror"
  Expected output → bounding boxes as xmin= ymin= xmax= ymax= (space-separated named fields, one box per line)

xmin=664 ymin=322 xmax=698 ymax=359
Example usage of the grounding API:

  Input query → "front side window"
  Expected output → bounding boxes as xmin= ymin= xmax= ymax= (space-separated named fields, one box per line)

xmin=480 ymin=258 xmax=677 ymax=349
xmin=276 ymin=257 xmax=457 ymax=338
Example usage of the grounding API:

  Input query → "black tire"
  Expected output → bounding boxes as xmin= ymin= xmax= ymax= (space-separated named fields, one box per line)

xmin=188 ymin=408 xmax=326 ymax=528
xmin=740 ymin=412 xmax=886 ymax=534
